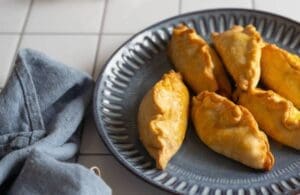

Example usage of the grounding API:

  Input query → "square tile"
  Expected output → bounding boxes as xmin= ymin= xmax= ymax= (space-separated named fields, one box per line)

xmin=20 ymin=35 xmax=98 ymax=74
xmin=80 ymin=110 xmax=110 ymax=154
xmin=182 ymin=0 xmax=252 ymax=13
xmin=0 ymin=0 xmax=31 ymax=32
xmin=26 ymin=0 xmax=105 ymax=33
xmin=103 ymin=0 xmax=179 ymax=34
xmin=254 ymin=0 xmax=300 ymax=21
xmin=78 ymin=155 xmax=170 ymax=195
xmin=94 ymin=34 xmax=131 ymax=78
xmin=0 ymin=35 xmax=20 ymax=87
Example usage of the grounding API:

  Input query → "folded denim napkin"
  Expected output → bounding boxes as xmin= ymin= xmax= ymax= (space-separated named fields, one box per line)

xmin=0 ymin=48 xmax=111 ymax=195
xmin=8 ymin=149 xmax=111 ymax=195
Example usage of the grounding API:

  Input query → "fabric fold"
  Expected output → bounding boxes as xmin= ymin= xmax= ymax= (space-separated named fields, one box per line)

xmin=0 ymin=48 xmax=111 ymax=194
xmin=8 ymin=149 xmax=111 ymax=195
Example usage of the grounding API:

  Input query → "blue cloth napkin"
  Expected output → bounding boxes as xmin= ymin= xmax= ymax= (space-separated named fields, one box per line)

xmin=8 ymin=149 xmax=111 ymax=195
xmin=0 ymin=49 xmax=111 ymax=194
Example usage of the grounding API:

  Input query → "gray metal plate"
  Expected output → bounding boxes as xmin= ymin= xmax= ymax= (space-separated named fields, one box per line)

xmin=94 ymin=9 xmax=300 ymax=194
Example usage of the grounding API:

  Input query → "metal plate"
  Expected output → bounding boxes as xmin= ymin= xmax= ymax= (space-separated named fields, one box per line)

xmin=93 ymin=9 xmax=300 ymax=194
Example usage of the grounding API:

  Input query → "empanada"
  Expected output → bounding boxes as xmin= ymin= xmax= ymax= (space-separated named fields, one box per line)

xmin=261 ymin=44 xmax=300 ymax=108
xmin=191 ymin=91 xmax=274 ymax=170
xmin=168 ymin=24 xmax=231 ymax=97
xmin=212 ymin=25 xmax=263 ymax=91
xmin=238 ymin=88 xmax=300 ymax=150
xmin=138 ymin=70 xmax=189 ymax=169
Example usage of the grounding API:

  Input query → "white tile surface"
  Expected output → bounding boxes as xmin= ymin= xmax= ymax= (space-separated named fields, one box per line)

xmin=94 ymin=34 xmax=131 ymax=78
xmin=254 ymin=0 xmax=300 ymax=22
xmin=181 ymin=0 xmax=252 ymax=13
xmin=78 ymin=155 xmax=169 ymax=195
xmin=20 ymin=35 xmax=98 ymax=74
xmin=80 ymin=111 xmax=110 ymax=154
xmin=0 ymin=35 xmax=20 ymax=87
xmin=1 ymin=0 xmax=300 ymax=193
xmin=26 ymin=0 xmax=105 ymax=33
xmin=103 ymin=0 xmax=179 ymax=33
xmin=0 ymin=0 xmax=31 ymax=32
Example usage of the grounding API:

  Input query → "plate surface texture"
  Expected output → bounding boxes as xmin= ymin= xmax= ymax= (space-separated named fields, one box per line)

xmin=94 ymin=9 xmax=300 ymax=194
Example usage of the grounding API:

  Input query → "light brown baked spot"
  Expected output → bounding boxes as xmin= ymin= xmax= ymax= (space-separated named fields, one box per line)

xmin=212 ymin=25 xmax=263 ymax=91
xmin=192 ymin=91 xmax=274 ymax=170
xmin=168 ymin=24 xmax=231 ymax=97
xmin=138 ymin=70 xmax=189 ymax=169
xmin=261 ymin=44 xmax=300 ymax=108
xmin=238 ymin=88 xmax=300 ymax=150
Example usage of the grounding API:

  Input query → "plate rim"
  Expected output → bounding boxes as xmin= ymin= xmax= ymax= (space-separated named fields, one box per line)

xmin=93 ymin=8 xmax=300 ymax=194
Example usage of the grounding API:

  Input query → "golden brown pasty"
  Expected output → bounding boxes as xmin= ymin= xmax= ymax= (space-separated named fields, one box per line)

xmin=168 ymin=24 xmax=231 ymax=97
xmin=212 ymin=25 xmax=263 ymax=91
xmin=238 ymin=88 xmax=300 ymax=150
xmin=191 ymin=91 xmax=274 ymax=170
xmin=261 ymin=44 xmax=300 ymax=108
xmin=138 ymin=70 xmax=189 ymax=169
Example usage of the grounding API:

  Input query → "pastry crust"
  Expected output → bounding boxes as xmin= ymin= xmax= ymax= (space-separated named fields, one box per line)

xmin=238 ymin=88 xmax=300 ymax=150
xmin=138 ymin=70 xmax=189 ymax=169
xmin=191 ymin=91 xmax=274 ymax=170
xmin=212 ymin=25 xmax=263 ymax=91
xmin=168 ymin=24 xmax=231 ymax=97
xmin=261 ymin=44 xmax=300 ymax=108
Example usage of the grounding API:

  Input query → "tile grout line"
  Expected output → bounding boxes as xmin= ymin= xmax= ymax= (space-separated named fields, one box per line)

xmin=0 ymin=32 xmax=134 ymax=36
xmin=252 ymin=0 xmax=256 ymax=9
xmin=8 ymin=0 xmax=34 ymax=78
xmin=0 ymin=32 xmax=21 ymax=35
xmin=102 ymin=32 xmax=133 ymax=36
xmin=19 ymin=32 xmax=99 ymax=35
xmin=14 ymin=0 xmax=34 ymax=52
xmin=178 ymin=0 xmax=182 ymax=14
xmin=91 ymin=0 xmax=109 ymax=78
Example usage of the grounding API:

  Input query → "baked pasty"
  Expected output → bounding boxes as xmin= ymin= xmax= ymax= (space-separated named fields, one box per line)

xmin=191 ymin=91 xmax=274 ymax=170
xmin=261 ymin=44 xmax=300 ymax=108
xmin=238 ymin=88 xmax=300 ymax=150
xmin=212 ymin=25 xmax=263 ymax=91
xmin=168 ymin=24 xmax=231 ymax=97
xmin=138 ymin=70 xmax=189 ymax=169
